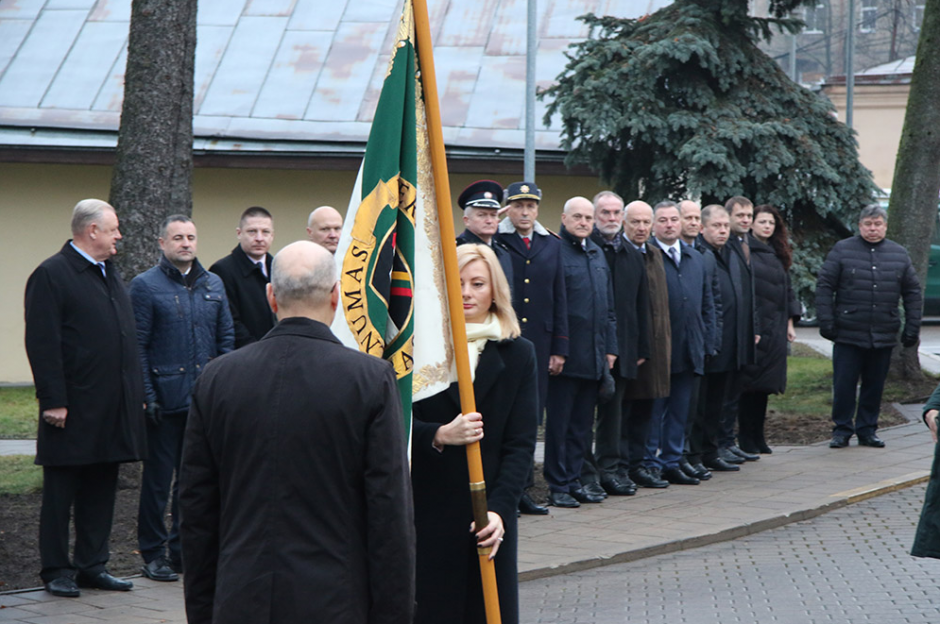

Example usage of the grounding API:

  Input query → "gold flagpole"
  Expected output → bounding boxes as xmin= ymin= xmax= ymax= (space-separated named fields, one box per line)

xmin=411 ymin=0 xmax=502 ymax=622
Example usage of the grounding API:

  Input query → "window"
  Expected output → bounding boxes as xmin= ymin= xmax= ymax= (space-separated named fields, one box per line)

xmin=803 ymin=2 xmax=826 ymax=34
xmin=859 ymin=0 xmax=877 ymax=33
xmin=913 ymin=3 xmax=925 ymax=32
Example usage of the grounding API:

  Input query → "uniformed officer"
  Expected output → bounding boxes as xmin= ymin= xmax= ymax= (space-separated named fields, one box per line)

xmin=455 ymin=180 xmax=513 ymax=288
xmin=496 ymin=181 xmax=569 ymax=515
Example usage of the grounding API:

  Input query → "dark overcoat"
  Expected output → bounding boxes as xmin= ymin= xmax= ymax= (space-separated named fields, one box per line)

xmin=456 ymin=230 xmax=514 ymax=289
xmin=815 ymin=235 xmax=922 ymax=349
xmin=912 ymin=383 xmax=940 ymax=559
xmin=699 ymin=238 xmax=756 ymax=373
xmin=739 ymin=235 xmax=801 ymax=394
xmin=654 ymin=239 xmax=716 ymax=376
xmin=208 ymin=245 xmax=275 ymax=348
xmin=590 ymin=228 xmax=650 ymax=380
xmin=179 ymin=318 xmax=415 ymax=624
xmin=692 ymin=238 xmax=723 ymax=358
xmin=623 ymin=244 xmax=671 ymax=400
xmin=558 ymin=227 xmax=618 ymax=380
xmin=412 ymin=338 xmax=538 ymax=624
xmin=24 ymin=242 xmax=146 ymax=466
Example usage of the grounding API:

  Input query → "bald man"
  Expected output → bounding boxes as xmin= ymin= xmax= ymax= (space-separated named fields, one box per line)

xmin=180 ymin=241 xmax=415 ymax=624
xmin=306 ymin=206 xmax=344 ymax=254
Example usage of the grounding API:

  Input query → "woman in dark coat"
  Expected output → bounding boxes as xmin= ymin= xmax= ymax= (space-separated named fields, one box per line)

xmin=912 ymin=386 xmax=940 ymax=558
xmin=738 ymin=205 xmax=801 ymax=454
xmin=411 ymin=244 xmax=538 ymax=624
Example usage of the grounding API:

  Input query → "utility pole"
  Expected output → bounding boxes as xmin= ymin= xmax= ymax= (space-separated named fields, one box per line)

xmin=524 ymin=0 xmax=537 ymax=182
xmin=845 ymin=0 xmax=856 ymax=129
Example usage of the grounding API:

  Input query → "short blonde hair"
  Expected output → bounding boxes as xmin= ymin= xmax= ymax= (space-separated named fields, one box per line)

xmin=456 ymin=244 xmax=520 ymax=340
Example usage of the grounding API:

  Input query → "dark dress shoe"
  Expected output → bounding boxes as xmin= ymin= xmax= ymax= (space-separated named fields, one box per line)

xmin=45 ymin=577 xmax=80 ymax=597
xmin=858 ymin=435 xmax=886 ymax=448
xmin=738 ymin=440 xmax=761 ymax=455
xmin=76 ymin=571 xmax=133 ymax=591
xmin=661 ymin=466 xmax=700 ymax=485
xmin=548 ymin=491 xmax=580 ymax=508
xmin=629 ymin=466 xmax=669 ymax=488
xmin=718 ymin=447 xmax=746 ymax=464
xmin=702 ymin=455 xmax=741 ymax=472
xmin=728 ymin=445 xmax=760 ymax=461
xmin=757 ymin=441 xmax=773 ymax=454
xmin=142 ymin=556 xmax=179 ymax=582
xmin=582 ymin=481 xmax=608 ymax=498
xmin=571 ymin=486 xmax=605 ymax=503
xmin=689 ymin=462 xmax=713 ymax=480
xmin=678 ymin=458 xmax=699 ymax=478
xmin=601 ymin=476 xmax=636 ymax=496
xmin=829 ymin=435 xmax=850 ymax=448
xmin=519 ymin=491 xmax=550 ymax=515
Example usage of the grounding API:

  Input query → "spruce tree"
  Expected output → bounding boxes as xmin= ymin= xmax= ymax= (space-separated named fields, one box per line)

xmin=542 ymin=0 xmax=879 ymax=307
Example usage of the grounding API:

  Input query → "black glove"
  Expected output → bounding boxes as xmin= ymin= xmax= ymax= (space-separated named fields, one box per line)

xmin=901 ymin=331 xmax=919 ymax=348
xmin=819 ymin=325 xmax=837 ymax=342
xmin=145 ymin=402 xmax=162 ymax=426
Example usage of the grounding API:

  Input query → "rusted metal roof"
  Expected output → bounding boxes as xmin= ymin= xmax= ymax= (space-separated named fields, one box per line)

xmin=0 ymin=0 xmax=671 ymax=153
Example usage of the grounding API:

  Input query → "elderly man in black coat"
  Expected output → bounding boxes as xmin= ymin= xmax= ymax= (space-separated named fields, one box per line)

xmin=579 ymin=191 xmax=650 ymax=498
xmin=455 ymin=179 xmax=514 ymax=288
xmin=543 ymin=197 xmax=618 ymax=508
xmin=180 ymin=241 xmax=414 ymax=624
xmin=24 ymin=199 xmax=147 ymax=597
xmin=209 ymin=206 xmax=276 ymax=348
xmin=816 ymin=204 xmax=922 ymax=449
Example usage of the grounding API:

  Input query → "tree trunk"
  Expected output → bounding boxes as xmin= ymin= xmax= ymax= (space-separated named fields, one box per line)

xmin=886 ymin=0 xmax=940 ymax=380
xmin=110 ymin=0 xmax=197 ymax=280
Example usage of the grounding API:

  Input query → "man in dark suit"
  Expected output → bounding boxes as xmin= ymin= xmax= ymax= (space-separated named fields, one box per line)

xmin=209 ymin=206 xmax=276 ymax=348
xmin=24 ymin=199 xmax=147 ymax=597
xmin=455 ymin=179 xmax=513 ymax=287
xmin=496 ymin=180 xmax=568 ymax=515
xmin=721 ymin=196 xmax=760 ymax=462
xmin=645 ymin=201 xmax=716 ymax=486
xmin=580 ymin=191 xmax=650 ymax=498
xmin=543 ymin=197 xmax=618 ymax=508
xmin=691 ymin=205 xmax=754 ymax=473
xmin=180 ymin=241 xmax=414 ymax=624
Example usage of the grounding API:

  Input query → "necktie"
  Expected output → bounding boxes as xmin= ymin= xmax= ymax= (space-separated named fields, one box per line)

xmin=669 ymin=246 xmax=680 ymax=267
xmin=97 ymin=262 xmax=107 ymax=278
xmin=257 ymin=260 xmax=267 ymax=278
xmin=741 ymin=238 xmax=751 ymax=264
xmin=523 ymin=236 xmax=531 ymax=250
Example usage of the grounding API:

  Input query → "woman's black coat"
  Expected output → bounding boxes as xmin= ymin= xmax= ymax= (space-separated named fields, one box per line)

xmin=411 ymin=337 xmax=538 ymax=624
xmin=739 ymin=235 xmax=801 ymax=394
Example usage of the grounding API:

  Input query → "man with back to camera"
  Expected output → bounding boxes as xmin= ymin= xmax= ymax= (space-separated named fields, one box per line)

xmin=456 ymin=179 xmax=514 ymax=288
xmin=816 ymin=204 xmax=922 ymax=449
xmin=180 ymin=241 xmax=415 ymax=624
xmin=210 ymin=206 xmax=276 ymax=348
xmin=129 ymin=215 xmax=234 ymax=582
xmin=306 ymin=205 xmax=344 ymax=254
xmin=496 ymin=180 xmax=569 ymax=515
xmin=24 ymin=199 xmax=147 ymax=597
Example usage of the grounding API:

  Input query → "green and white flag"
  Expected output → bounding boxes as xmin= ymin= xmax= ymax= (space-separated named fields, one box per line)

xmin=331 ymin=0 xmax=453 ymax=448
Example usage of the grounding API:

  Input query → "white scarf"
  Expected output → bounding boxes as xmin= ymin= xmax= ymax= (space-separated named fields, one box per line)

xmin=451 ymin=314 xmax=503 ymax=383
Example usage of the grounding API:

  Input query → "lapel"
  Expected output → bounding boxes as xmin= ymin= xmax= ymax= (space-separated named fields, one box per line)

xmin=445 ymin=341 xmax=506 ymax=410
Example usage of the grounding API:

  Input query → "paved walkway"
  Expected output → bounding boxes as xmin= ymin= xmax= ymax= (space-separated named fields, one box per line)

xmin=1 ymin=416 xmax=934 ymax=623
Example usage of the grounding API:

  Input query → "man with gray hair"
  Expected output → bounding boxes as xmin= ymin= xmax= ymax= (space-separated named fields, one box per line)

xmin=25 ymin=199 xmax=147 ymax=597
xmin=129 ymin=215 xmax=234 ymax=582
xmin=816 ymin=204 xmax=922 ymax=449
xmin=180 ymin=241 xmax=415 ymax=624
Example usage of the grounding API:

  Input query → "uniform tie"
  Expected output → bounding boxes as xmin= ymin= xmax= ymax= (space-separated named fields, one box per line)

xmin=523 ymin=236 xmax=531 ymax=250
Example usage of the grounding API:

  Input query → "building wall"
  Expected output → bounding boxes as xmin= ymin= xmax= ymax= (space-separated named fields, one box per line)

xmin=822 ymin=82 xmax=910 ymax=189
xmin=0 ymin=162 xmax=604 ymax=383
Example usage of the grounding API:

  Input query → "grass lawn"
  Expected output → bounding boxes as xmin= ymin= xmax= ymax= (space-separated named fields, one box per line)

xmin=0 ymin=455 xmax=41 ymax=495
xmin=0 ymin=386 xmax=37 ymax=439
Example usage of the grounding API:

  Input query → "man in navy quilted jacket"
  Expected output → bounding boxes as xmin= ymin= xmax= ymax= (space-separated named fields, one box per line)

xmin=816 ymin=205 xmax=922 ymax=449
xmin=130 ymin=215 xmax=234 ymax=581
